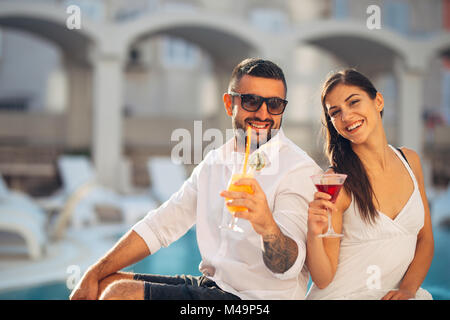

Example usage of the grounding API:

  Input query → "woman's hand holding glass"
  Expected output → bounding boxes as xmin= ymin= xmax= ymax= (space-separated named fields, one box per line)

xmin=307 ymin=191 xmax=338 ymax=237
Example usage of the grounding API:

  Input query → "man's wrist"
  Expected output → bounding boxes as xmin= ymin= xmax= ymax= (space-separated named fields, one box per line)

xmin=261 ymin=223 xmax=281 ymax=241
xmin=88 ymin=261 xmax=107 ymax=280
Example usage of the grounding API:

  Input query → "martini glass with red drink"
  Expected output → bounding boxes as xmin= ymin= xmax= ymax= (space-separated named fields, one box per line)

xmin=310 ymin=173 xmax=347 ymax=238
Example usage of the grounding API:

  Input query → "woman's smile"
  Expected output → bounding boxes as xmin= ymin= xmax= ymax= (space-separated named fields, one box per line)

xmin=345 ymin=119 xmax=364 ymax=133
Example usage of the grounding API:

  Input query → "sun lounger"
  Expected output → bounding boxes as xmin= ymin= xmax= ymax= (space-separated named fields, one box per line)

xmin=42 ymin=155 xmax=157 ymax=239
xmin=0 ymin=175 xmax=47 ymax=259
xmin=147 ymin=156 xmax=187 ymax=204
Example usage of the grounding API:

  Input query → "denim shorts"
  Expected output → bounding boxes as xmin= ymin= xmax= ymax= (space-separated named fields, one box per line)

xmin=133 ymin=273 xmax=241 ymax=300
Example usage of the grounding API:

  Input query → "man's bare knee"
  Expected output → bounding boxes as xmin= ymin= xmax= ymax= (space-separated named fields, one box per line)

xmin=99 ymin=280 xmax=144 ymax=300
xmin=97 ymin=272 xmax=135 ymax=299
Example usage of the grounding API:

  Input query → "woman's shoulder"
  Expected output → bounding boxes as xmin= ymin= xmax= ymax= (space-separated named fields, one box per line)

xmin=397 ymin=147 xmax=423 ymax=182
xmin=398 ymin=147 xmax=419 ymax=162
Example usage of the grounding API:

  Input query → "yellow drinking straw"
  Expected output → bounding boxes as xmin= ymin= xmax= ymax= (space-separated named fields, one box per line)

xmin=242 ymin=126 xmax=251 ymax=175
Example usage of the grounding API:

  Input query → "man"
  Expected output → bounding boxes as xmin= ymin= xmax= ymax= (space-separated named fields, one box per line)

xmin=70 ymin=58 xmax=321 ymax=300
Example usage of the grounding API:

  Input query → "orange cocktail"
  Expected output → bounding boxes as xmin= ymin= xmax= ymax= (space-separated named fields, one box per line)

xmin=221 ymin=125 xmax=253 ymax=233
xmin=226 ymin=173 xmax=254 ymax=213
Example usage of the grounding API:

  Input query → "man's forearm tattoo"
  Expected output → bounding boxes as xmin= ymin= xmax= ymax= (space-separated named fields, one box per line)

xmin=262 ymin=232 xmax=299 ymax=274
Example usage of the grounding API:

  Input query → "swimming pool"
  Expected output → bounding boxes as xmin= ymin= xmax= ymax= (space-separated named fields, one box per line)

xmin=0 ymin=227 xmax=202 ymax=300
xmin=0 ymin=227 xmax=449 ymax=300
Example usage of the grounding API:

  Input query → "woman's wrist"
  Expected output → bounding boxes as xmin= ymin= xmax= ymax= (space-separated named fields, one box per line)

xmin=398 ymin=283 xmax=418 ymax=295
xmin=307 ymin=230 xmax=323 ymax=242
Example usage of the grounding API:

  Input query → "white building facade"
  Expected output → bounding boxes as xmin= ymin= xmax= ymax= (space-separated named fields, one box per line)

xmin=0 ymin=0 xmax=448 ymax=192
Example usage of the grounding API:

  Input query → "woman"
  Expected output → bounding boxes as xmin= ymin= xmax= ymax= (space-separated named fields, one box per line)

xmin=306 ymin=69 xmax=434 ymax=300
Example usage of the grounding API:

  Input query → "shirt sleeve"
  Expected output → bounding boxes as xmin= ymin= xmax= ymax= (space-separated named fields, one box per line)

xmin=265 ymin=160 xmax=323 ymax=280
xmin=132 ymin=162 xmax=201 ymax=255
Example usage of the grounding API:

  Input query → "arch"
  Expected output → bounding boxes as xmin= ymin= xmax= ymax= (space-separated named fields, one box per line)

xmin=426 ymin=31 xmax=450 ymax=62
xmin=0 ymin=1 xmax=102 ymax=160
xmin=291 ymin=20 xmax=422 ymax=73
xmin=289 ymin=19 xmax=432 ymax=158
xmin=119 ymin=10 xmax=268 ymax=69
xmin=0 ymin=1 xmax=103 ymax=64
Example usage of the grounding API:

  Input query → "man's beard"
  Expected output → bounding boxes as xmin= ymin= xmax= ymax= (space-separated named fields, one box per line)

xmin=233 ymin=117 xmax=280 ymax=150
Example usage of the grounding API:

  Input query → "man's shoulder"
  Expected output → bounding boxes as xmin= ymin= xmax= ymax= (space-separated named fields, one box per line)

xmin=273 ymin=142 xmax=322 ymax=198
xmin=279 ymin=137 xmax=321 ymax=171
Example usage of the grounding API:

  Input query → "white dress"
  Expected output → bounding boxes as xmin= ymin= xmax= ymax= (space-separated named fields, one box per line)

xmin=306 ymin=145 xmax=432 ymax=300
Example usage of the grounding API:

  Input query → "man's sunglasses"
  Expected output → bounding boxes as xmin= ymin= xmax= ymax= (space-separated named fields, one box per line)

xmin=229 ymin=92 xmax=288 ymax=115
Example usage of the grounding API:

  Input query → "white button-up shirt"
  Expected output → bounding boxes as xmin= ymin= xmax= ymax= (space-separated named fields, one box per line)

xmin=132 ymin=128 xmax=322 ymax=299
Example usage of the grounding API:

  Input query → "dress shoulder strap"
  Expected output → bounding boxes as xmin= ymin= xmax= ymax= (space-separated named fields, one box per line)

xmin=327 ymin=165 xmax=336 ymax=172
xmin=396 ymin=147 xmax=410 ymax=168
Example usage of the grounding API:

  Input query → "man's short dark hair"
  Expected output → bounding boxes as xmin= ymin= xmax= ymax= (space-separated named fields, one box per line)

xmin=228 ymin=58 xmax=287 ymax=96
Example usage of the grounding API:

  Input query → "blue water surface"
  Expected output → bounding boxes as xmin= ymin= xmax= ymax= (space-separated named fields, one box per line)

xmin=0 ymin=226 xmax=449 ymax=300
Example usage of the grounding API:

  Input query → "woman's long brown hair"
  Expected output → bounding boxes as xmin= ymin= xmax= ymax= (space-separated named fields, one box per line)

xmin=321 ymin=69 xmax=383 ymax=224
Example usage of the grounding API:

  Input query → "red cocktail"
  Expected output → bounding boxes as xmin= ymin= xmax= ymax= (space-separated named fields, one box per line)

xmin=311 ymin=173 xmax=347 ymax=238
xmin=315 ymin=184 xmax=343 ymax=203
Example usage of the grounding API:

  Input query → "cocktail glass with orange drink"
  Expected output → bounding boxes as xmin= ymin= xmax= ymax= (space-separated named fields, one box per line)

xmin=222 ymin=171 xmax=254 ymax=232
xmin=221 ymin=126 xmax=254 ymax=233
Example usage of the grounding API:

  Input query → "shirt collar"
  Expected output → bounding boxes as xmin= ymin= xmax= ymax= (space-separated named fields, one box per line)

xmin=218 ymin=127 xmax=287 ymax=172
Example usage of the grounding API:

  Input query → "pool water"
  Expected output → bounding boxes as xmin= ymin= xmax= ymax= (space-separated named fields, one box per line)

xmin=0 ymin=227 xmax=449 ymax=300
xmin=0 ymin=227 xmax=202 ymax=300
xmin=421 ymin=227 xmax=450 ymax=300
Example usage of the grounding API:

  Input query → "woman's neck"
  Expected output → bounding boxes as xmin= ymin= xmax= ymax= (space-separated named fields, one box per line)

xmin=352 ymin=126 xmax=390 ymax=173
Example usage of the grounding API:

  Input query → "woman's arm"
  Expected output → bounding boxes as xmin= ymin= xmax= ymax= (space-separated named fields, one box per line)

xmin=382 ymin=148 xmax=434 ymax=300
xmin=306 ymin=188 xmax=350 ymax=289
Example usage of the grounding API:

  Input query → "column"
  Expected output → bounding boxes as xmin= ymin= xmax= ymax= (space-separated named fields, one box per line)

xmin=65 ymin=59 xmax=92 ymax=149
xmin=91 ymin=49 xmax=126 ymax=189
xmin=395 ymin=59 xmax=425 ymax=159
xmin=214 ymin=66 xmax=233 ymax=134
xmin=262 ymin=43 xmax=319 ymax=152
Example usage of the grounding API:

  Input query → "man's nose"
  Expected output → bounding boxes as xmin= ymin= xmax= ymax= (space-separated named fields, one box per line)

xmin=254 ymin=101 xmax=270 ymax=119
